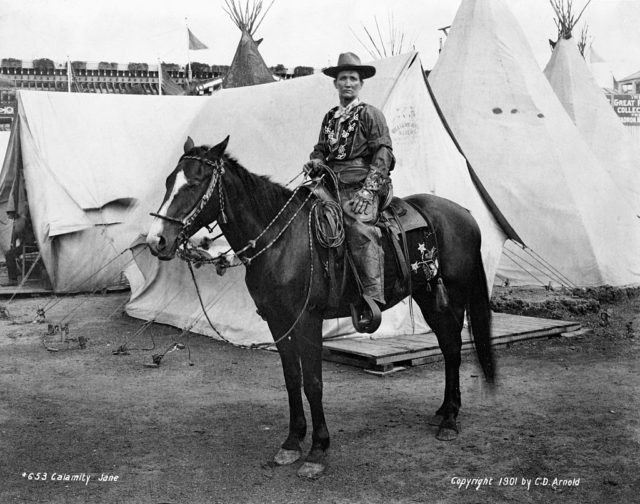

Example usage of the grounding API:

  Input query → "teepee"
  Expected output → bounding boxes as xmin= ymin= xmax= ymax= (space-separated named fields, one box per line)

xmin=222 ymin=0 xmax=276 ymax=88
xmin=429 ymin=0 xmax=640 ymax=288
xmin=351 ymin=14 xmax=412 ymax=60
xmin=585 ymin=44 xmax=616 ymax=90
xmin=544 ymin=0 xmax=640 ymax=216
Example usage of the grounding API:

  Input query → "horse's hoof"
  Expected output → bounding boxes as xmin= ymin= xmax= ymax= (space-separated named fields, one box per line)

xmin=428 ymin=414 xmax=444 ymax=426
xmin=436 ymin=427 xmax=458 ymax=441
xmin=297 ymin=462 xmax=326 ymax=479
xmin=274 ymin=448 xmax=302 ymax=466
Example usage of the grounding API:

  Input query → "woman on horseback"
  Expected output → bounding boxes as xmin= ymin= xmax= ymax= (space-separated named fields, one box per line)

xmin=303 ymin=52 xmax=395 ymax=328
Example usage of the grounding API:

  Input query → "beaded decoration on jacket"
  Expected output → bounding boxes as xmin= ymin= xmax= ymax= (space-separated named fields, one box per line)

xmin=322 ymin=102 xmax=367 ymax=161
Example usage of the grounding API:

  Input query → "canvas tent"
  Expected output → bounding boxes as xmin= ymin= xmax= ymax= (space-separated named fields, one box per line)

xmin=544 ymin=37 xmax=640 ymax=216
xmin=429 ymin=0 xmax=640 ymax=288
xmin=0 ymin=93 xmax=206 ymax=292
xmin=586 ymin=45 xmax=616 ymax=90
xmin=222 ymin=0 xmax=275 ymax=89
xmin=0 ymin=130 xmax=11 ymax=260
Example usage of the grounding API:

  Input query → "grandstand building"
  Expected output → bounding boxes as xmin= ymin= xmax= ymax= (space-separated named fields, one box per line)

xmin=0 ymin=58 xmax=226 ymax=129
xmin=0 ymin=58 xmax=314 ymax=130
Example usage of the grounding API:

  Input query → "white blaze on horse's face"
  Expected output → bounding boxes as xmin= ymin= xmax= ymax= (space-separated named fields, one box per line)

xmin=147 ymin=169 xmax=189 ymax=248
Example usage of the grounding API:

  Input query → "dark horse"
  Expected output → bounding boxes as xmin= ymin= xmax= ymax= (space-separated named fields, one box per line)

xmin=147 ymin=136 xmax=496 ymax=479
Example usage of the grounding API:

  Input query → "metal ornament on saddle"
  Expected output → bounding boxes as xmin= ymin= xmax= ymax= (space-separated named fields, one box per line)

xmin=309 ymin=163 xmax=444 ymax=334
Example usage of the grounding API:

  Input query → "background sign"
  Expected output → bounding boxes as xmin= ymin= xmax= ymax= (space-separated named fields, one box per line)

xmin=0 ymin=99 xmax=16 ymax=130
xmin=610 ymin=94 xmax=640 ymax=125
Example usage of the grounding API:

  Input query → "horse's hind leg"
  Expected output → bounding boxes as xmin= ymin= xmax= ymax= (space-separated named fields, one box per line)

xmin=413 ymin=288 xmax=465 ymax=441
xmin=273 ymin=336 xmax=306 ymax=465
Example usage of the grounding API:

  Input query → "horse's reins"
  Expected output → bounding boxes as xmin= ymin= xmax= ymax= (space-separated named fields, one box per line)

xmin=150 ymin=153 xmax=321 ymax=347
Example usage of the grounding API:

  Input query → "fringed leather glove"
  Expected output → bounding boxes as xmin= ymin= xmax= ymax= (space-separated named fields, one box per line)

xmin=350 ymin=169 xmax=387 ymax=214
xmin=350 ymin=188 xmax=375 ymax=214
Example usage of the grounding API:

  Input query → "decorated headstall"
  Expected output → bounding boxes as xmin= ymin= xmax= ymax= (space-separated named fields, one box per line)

xmin=150 ymin=154 xmax=227 ymax=244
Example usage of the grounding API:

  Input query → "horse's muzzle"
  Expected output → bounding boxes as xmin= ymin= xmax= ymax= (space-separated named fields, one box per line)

xmin=147 ymin=234 xmax=177 ymax=260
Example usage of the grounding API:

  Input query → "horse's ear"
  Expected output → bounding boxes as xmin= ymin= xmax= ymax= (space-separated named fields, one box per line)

xmin=208 ymin=135 xmax=230 ymax=157
xmin=184 ymin=136 xmax=195 ymax=153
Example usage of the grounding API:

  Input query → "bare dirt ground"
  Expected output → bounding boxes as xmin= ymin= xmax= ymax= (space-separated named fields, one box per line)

xmin=0 ymin=285 xmax=639 ymax=504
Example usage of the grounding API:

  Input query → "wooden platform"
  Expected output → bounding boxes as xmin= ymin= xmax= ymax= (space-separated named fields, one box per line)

xmin=322 ymin=312 xmax=581 ymax=373
xmin=0 ymin=281 xmax=53 ymax=297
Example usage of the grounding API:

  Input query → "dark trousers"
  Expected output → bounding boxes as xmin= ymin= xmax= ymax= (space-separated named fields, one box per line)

xmin=340 ymin=185 xmax=385 ymax=304
xmin=4 ymin=248 xmax=19 ymax=282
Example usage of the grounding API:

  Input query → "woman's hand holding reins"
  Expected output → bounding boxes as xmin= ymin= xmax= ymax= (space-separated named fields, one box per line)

xmin=303 ymin=158 xmax=324 ymax=178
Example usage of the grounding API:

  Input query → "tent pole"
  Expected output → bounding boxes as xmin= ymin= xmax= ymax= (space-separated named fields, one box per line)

xmin=66 ymin=57 xmax=71 ymax=93
xmin=185 ymin=17 xmax=192 ymax=83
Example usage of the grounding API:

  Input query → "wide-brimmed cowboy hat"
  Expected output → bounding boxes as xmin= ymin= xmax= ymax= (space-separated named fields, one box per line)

xmin=322 ymin=52 xmax=376 ymax=79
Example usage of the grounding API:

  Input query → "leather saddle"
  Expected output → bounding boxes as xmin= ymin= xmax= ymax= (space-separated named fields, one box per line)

xmin=311 ymin=185 xmax=438 ymax=333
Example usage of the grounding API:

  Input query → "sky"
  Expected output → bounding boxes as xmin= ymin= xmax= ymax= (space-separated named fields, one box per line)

xmin=0 ymin=0 xmax=638 ymax=79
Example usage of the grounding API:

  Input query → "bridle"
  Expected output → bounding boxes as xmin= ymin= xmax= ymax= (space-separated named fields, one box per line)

xmin=150 ymin=154 xmax=226 ymax=244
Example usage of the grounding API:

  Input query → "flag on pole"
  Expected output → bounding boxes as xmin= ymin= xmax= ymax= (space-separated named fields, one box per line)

xmin=188 ymin=29 xmax=208 ymax=50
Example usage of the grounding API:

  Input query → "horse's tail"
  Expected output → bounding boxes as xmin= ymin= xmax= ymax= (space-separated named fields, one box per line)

xmin=468 ymin=249 xmax=496 ymax=384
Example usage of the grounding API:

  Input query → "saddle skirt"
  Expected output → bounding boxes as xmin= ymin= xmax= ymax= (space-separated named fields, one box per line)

xmin=311 ymin=187 xmax=440 ymax=312
xmin=379 ymin=197 xmax=440 ymax=288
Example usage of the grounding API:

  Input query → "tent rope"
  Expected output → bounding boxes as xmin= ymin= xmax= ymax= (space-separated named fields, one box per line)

xmin=111 ymin=281 xmax=192 ymax=355
xmin=39 ymin=247 xmax=134 ymax=313
xmin=52 ymin=246 xmax=146 ymax=323
xmin=502 ymin=249 xmax=548 ymax=286
xmin=506 ymin=244 xmax=576 ymax=288
xmin=523 ymin=247 xmax=577 ymax=288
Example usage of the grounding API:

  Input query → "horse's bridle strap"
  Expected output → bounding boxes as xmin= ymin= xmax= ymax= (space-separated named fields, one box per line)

xmin=149 ymin=212 xmax=183 ymax=225
xmin=149 ymin=155 xmax=225 ymax=242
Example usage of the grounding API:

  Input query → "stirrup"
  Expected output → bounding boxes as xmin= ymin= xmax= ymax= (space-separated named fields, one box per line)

xmin=350 ymin=295 xmax=382 ymax=334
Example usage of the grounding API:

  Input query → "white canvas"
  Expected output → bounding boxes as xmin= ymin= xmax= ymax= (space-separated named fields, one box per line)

xmin=544 ymin=38 xmax=640 ymax=216
xmin=429 ymin=0 xmax=640 ymax=287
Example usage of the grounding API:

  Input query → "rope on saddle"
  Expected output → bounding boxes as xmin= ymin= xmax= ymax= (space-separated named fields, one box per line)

xmin=312 ymin=199 xmax=344 ymax=249
xmin=309 ymin=164 xmax=345 ymax=249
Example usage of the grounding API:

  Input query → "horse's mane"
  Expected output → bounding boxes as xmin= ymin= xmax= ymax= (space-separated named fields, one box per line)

xmin=222 ymin=153 xmax=300 ymax=219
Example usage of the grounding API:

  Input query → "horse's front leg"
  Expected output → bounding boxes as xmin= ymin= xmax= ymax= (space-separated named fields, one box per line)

xmin=272 ymin=334 xmax=306 ymax=466
xmin=294 ymin=314 xmax=329 ymax=479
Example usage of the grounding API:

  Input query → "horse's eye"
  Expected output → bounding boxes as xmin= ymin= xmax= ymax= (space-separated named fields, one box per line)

xmin=185 ymin=163 xmax=204 ymax=180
